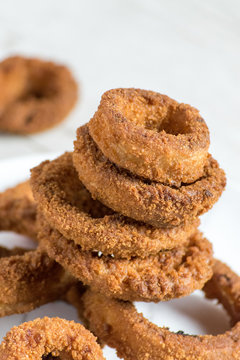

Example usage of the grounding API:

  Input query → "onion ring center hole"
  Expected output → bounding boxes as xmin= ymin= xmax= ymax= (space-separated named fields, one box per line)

xmin=42 ymin=354 xmax=71 ymax=360
xmin=0 ymin=231 xmax=36 ymax=251
xmin=121 ymin=95 xmax=192 ymax=135
xmin=20 ymin=90 xmax=45 ymax=101
xmin=135 ymin=291 xmax=230 ymax=336
xmin=43 ymin=353 xmax=75 ymax=360
xmin=19 ymin=69 xmax=59 ymax=102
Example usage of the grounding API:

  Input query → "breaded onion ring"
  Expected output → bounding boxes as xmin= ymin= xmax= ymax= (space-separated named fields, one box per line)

xmin=0 ymin=56 xmax=78 ymax=134
xmin=89 ymin=88 xmax=210 ymax=186
xmin=39 ymin=216 xmax=213 ymax=302
xmin=73 ymin=126 xmax=226 ymax=228
xmin=31 ymin=153 xmax=199 ymax=259
xmin=0 ymin=181 xmax=74 ymax=317
xmin=0 ymin=317 xmax=105 ymax=359
xmin=82 ymin=260 xmax=240 ymax=360
xmin=0 ymin=247 xmax=73 ymax=317
xmin=0 ymin=181 xmax=37 ymax=239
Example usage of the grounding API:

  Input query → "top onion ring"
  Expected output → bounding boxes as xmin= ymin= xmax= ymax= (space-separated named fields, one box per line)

xmin=89 ymin=88 xmax=210 ymax=186
xmin=73 ymin=126 xmax=226 ymax=228
xmin=0 ymin=56 xmax=78 ymax=134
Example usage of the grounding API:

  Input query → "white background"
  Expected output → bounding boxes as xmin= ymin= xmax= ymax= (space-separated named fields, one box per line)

xmin=0 ymin=1 xmax=239 ymax=358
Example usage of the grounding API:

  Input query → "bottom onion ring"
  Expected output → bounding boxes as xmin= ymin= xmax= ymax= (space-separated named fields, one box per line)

xmin=81 ymin=260 xmax=240 ymax=360
xmin=0 ymin=182 xmax=74 ymax=317
xmin=0 ymin=181 xmax=37 ymax=239
xmin=0 ymin=317 xmax=105 ymax=359
xmin=39 ymin=216 xmax=213 ymax=302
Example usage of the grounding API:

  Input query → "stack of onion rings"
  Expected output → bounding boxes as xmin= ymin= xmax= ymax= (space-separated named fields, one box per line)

xmin=0 ymin=56 xmax=78 ymax=134
xmin=89 ymin=88 xmax=210 ymax=187
xmin=0 ymin=87 xmax=231 ymax=358
xmin=82 ymin=260 xmax=240 ymax=360
xmin=31 ymin=152 xmax=199 ymax=259
xmin=30 ymin=152 xmax=214 ymax=301
xmin=0 ymin=317 xmax=105 ymax=359
xmin=38 ymin=215 xmax=213 ymax=302
xmin=2 ymin=87 xmax=226 ymax=357
xmin=0 ymin=181 xmax=75 ymax=317
xmin=73 ymin=125 xmax=226 ymax=228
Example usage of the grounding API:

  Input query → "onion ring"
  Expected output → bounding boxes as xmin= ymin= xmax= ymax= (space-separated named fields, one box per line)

xmin=39 ymin=215 xmax=213 ymax=302
xmin=0 ymin=181 xmax=37 ymax=239
xmin=73 ymin=125 xmax=226 ymax=228
xmin=89 ymin=88 xmax=210 ymax=186
xmin=0 ymin=247 xmax=73 ymax=317
xmin=0 ymin=56 xmax=78 ymax=134
xmin=31 ymin=152 xmax=199 ymax=259
xmin=0 ymin=182 xmax=74 ymax=317
xmin=0 ymin=317 xmax=105 ymax=359
xmin=82 ymin=260 xmax=240 ymax=360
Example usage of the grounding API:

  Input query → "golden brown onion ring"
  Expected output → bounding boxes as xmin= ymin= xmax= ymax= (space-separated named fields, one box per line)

xmin=0 ymin=181 xmax=37 ymax=239
xmin=39 ymin=215 xmax=213 ymax=302
xmin=0 ymin=317 xmax=105 ymax=359
xmin=0 ymin=56 xmax=78 ymax=134
xmin=0 ymin=247 xmax=74 ymax=317
xmin=82 ymin=260 xmax=240 ymax=360
xmin=0 ymin=181 xmax=74 ymax=317
xmin=89 ymin=88 xmax=210 ymax=186
xmin=73 ymin=125 xmax=226 ymax=228
xmin=31 ymin=153 xmax=198 ymax=259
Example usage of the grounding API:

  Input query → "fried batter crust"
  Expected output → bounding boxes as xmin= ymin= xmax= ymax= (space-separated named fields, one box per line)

xmin=82 ymin=260 xmax=240 ymax=360
xmin=0 ymin=181 xmax=74 ymax=316
xmin=31 ymin=153 xmax=199 ymax=259
xmin=39 ymin=216 xmax=213 ymax=302
xmin=73 ymin=125 xmax=226 ymax=228
xmin=0 ymin=181 xmax=37 ymax=239
xmin=0 ymin=248 xmax=74 ymax=317
xmin=89 ymin=88 xmax=210 ymax=186
xmin=0 ymin=317 xmax=105 ymax=359
xmin=0 ymin=56 xmax=78 ymax=134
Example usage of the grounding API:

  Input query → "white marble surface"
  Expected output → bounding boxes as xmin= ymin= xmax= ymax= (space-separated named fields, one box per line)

xmin=0 ymin=0 xmax=239 ymax=187
xmin=0 ymin=1 xmax=239 ymax=358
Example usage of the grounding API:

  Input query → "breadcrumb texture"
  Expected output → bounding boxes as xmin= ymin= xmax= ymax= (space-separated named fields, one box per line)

xmin=0 ymin=317 xmax=105 ymax=359
xmin=31 ymin=152 xmax=199 ymax=259
xmin=82 ymin=260 xmax=240 ymax=360
xmin=0 ymin=247 xmax=74 ymax=317
xmin=0 ymin=181 xmax=74 ymax=317
xmin=39 ymin=215 xmax=213 ymax=302
xmin=0 ymin=180 xmax=37 ymax=239
xmin=89 ymin=88 xmax=210 ymax=186
xmin=73 ymin=125 xmax=226 ymax=228
xmin=0 ymin=56 xmax=78 ymax=134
